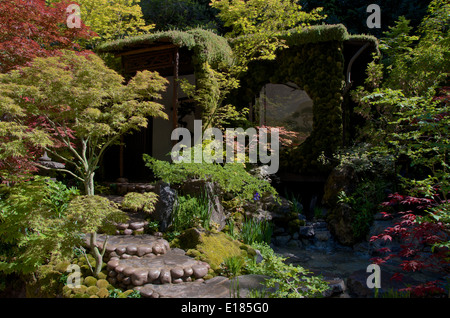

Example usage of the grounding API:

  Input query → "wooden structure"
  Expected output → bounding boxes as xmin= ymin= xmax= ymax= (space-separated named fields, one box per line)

xmin=97 ymin=29 xmax=233 ymax=181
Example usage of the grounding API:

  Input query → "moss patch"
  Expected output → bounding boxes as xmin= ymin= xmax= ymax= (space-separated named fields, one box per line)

xmin=177 ymin=228 xmax=255 ymax=274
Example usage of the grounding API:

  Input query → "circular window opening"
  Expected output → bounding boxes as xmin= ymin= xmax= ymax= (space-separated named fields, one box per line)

xmin=257 ymin=82 xmax=313 ymax=145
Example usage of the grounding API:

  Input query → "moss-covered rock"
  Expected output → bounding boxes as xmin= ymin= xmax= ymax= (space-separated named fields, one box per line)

xmin=97 ymin=271 xmax=108 ymax=280
xmin=54 ymin=260 xmax=71 ymax=273
xmin=83 ymin=276 xmax=98 ymax=287
xmin=72 ymin=285 xmax=88 ymax=295
xmin=97 ymin=287 xmax=110 ymax=298
xmin=96 ymin=279 xmax=110 ymax=289
xmin=86 ymin=286 xmax=99 ymax=296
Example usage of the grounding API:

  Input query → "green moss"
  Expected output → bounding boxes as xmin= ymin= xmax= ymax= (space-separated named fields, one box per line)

xmin=122 ymin=290 xmax=135 ymax=297
xmin=97 ymin=271 xmax=108 ymax=280
xmin=229 ymin=39 xmax=351 ymax=176
xmin=72 ymin=284 xmax=87 ymax=294
xmin=25 ymin=264 xmax=65 ymax=298
xmin=288 ymin=219 xmax=303 ymax=234
xmin=97 ymin=28 xmax=233 ymax=69
xmin=96 ymin=279 xmax=110 ymax=289
xmin=86 ymin=286 xmax=99 ymax=296
xmin=121 ymin=192 xmax=158 ymax=213
xmin=180 ymin=228 xmax=252 ymax=274
xmin=84 ymin=276 xmax=98 ymax=287
xmin=54 ymin=260 xmax=71 ymax=273
xmin=96 ymin=287 xmax=110 ymax=298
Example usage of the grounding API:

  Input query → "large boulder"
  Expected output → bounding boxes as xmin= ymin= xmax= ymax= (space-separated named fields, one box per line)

xmin=327 ymin=203 xmax=357 ymax=246
xmin=180 ymin=179 xmax=227 ymax=230
xmin=153 ymin=181 xmax=177 ymax=232
xmin=322 ymin=165 xmax=359 ymax=246
xmin=322 ymin=165 xmax=358 ymax=207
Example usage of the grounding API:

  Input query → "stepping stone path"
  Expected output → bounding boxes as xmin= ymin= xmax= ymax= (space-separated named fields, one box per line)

xmin=88 ymin=234 xmax=171 ymax=260
xmin=86 ymin=233 xmax=211 ymax=296
xmin=100 ymin=195 xmax=150 ymax=235
xmin=106 ymin=248 xmax=210 ymax=291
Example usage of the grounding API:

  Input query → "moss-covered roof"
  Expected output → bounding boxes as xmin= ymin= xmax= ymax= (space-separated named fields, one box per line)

xmin=96 ymin=28 xmax=234 ymax=68
xmin=229 ymin=24 xmax=378 ymax=54
xmin=97 ymin=25 xmax=379 ymax=69
xmin=228 ymin=24 xmax=377 ymax=46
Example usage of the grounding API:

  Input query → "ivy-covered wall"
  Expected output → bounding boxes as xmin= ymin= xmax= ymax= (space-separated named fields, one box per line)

xmin=234 ymin=40 xmax=346 ymax=176
xmin=230 ymin=25 xmax=378 ymax=177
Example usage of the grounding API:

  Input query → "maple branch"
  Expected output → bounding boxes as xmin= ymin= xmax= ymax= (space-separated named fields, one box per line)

xmin=45 ymin=117 xmax=84 ymax=164
xmin=44 ymin=147 xmax=84 ymax=178
xmin=35 ymin=162 xmax=84 ymax=182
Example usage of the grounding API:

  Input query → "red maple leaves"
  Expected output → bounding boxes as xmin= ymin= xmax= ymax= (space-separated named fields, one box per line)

xmin=370 ymin=192 xmax=449 ymax=297
xmin=0 ymin=0 xmax=95 ymax=73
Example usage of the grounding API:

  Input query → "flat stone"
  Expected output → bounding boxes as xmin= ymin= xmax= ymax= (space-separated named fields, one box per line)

xmin=299 ymin=226 xmax=315 ymax=238
xmin=85 ymin=234 xmax=170 ymax=259
xmin=107 ymin=249 xmax=210 ymax=286
xmin=315 ymin=230 xmax=332 ymax=242
xmin=116 ymin=223 xmax=129 ymax=230
xmin=170 ymin=267 xmax=184 ymax=279
xmin=131 ymin=269 xmax=149 ymax=286
xmin=138 ymin=277 xmax=230 ymax=298
xmin=136 ymin=275 xmax=272 ymax=298
xmin=148 ymin=268 xmax=160 ymax=282
xmin=130 ymin=222 xmax=146 ymax=230
xmin=192 ymin=264 xmax=208 ymax=279
xmin=126 ymin=246 xmax=137 ymax=255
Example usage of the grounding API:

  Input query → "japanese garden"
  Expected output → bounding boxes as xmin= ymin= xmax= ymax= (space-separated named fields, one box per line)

xmin=0 ymin=0 xmax=448 ymax=301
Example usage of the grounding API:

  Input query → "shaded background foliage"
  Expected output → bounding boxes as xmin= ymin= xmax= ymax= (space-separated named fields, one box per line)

xmin=300 ymin=0 xmax=433 ymax=37
xmin=140 ymin=0 xmax=222 ymax=32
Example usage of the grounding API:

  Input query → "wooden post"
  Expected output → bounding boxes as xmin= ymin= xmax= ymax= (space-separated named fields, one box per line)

xmin=172 ymin=47 xmax=179 ymax=132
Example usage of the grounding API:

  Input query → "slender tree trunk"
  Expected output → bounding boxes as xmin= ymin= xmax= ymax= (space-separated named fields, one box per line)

xmin=89 ymin=232 xmax=108 ymax=278
xmin=84 ymin=171 xmax=95 ymax=196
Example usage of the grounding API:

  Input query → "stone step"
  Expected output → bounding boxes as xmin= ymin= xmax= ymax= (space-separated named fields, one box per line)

xmin=135 ymin=274 xmax=274 ymax=298
xmin=115 ymin=211 xmax=150 ymax=235
xmin=101 ymin=195 xmax=152 ymax=235
xmin=106 ymin=248 xmax=210 ymax=289
xmin=86 ymin=234 xmax=170 ymax=260
xmin=110 ymin=182 xmax=156 ymax=196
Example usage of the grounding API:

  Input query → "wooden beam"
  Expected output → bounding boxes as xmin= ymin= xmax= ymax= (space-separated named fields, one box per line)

xmin=115 ymin=44 xmax=177 ymax=57
xmin=172 ymin=47 xmax=179 ymax=133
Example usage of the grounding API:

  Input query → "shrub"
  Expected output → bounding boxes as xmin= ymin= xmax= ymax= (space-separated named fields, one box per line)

xmin=0 ymin=177 xmax=81 ymax=274
xmin=240 ymin=217 xmax=273 ymax=245
xmin=143 ymin=154 xmax=278 ymax=203
xmin=246 ymin=242 xmax=329 ymax=298
xmin=121 ymin=192 xmax=159 ymax=214
xmin=171 ymin=192 xmax=211 ymax=232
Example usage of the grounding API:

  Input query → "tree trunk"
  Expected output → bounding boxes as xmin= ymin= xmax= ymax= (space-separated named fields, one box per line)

xmin=84 ymin=171 xmax=95 ymax=196
xmin=89 ymin=232 xmax=107 ymax=278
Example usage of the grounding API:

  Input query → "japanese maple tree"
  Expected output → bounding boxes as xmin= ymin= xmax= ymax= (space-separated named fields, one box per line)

xmin=0 ymin=0 xmax=96 ymax=181
xmin=0 ymin=50 xmax=168 ymax=195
